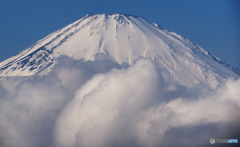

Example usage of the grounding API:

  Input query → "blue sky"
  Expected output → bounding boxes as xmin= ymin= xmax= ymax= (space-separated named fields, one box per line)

xmin=0 ymin=0 xmax=239 ymax=68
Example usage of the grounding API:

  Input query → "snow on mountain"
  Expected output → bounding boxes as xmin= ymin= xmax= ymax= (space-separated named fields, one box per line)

xmin=0 ymin=13 xmax=239 ymax=88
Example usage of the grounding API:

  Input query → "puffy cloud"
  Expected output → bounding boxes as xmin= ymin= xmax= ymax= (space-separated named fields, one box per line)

xmin=134 ymin=78 xmax=240 ymax=146
xmin=54 ymin=59 xmax=160 ymax=147
xmin=0 ymin=56 xmax=126 ymax=147
xmin=0 ymin=57 xmax=239 ymax=147
xmin=0 ymin=77 xmax=68 ymax=147
xmin=54 ymin=58 xmax=240 ymax=147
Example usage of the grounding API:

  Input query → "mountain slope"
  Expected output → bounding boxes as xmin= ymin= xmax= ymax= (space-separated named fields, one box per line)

xmin=0 ymin=13 xmax=239 ymax=88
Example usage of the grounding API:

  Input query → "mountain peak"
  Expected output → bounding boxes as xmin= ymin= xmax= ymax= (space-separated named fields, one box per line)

xmin=84 ymin=13 xmax=132 ymax=24
xmin=84 ymin=13 xmax=93 ymax=17
xmin=0 ymin=13 xmax=239 ymax=88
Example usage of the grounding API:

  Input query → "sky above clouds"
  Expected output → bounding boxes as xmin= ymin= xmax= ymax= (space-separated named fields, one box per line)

xmin=0 ymin=0 xmax=239 ymax=68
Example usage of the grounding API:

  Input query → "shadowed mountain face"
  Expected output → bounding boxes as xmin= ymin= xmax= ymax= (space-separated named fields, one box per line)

xmin=0 ymin=13 xmax=239 ymax=88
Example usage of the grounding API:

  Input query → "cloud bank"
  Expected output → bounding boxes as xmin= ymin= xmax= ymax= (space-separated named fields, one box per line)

xmin=0 ymin=57 xmax=239 ymax=147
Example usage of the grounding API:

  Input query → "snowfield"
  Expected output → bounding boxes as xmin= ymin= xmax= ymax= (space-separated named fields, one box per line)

xmin=0 ymin=13 xmax=239 ymax=88
xmin=0 ymin=13 xmax=239 ymax=147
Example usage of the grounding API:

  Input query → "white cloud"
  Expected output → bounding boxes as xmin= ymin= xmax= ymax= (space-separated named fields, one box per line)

xmin=0 ymin=78 xmax=68 ymax=147
xmin=54 ymin=59 xmax=160 ymax=147
xmin=0 ymin=57 xmax=239 ymax=147
xmin=134 ymin=78 xmax=240 ymax=146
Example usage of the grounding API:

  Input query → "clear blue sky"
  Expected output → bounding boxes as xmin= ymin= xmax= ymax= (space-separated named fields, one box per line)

xmin=0 ymin=0 xmax=239 ymax=68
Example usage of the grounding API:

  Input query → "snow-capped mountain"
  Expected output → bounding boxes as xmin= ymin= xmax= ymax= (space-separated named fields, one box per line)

xmin=0 ymin=13 xmax=239 ymax=88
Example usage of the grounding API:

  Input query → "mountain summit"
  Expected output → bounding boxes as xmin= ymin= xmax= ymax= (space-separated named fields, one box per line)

xmin=0 ymin=13 xmax=239 ymax=88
